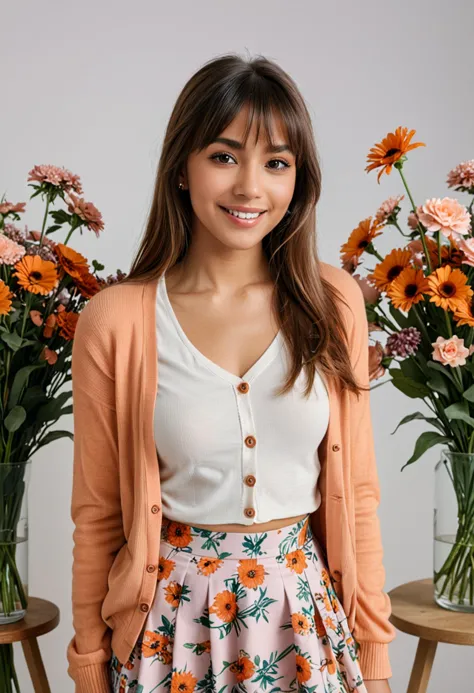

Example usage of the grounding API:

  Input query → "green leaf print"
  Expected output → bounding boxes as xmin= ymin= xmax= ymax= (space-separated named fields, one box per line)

xmin=242 ymin=532 xmax=268 ymax=557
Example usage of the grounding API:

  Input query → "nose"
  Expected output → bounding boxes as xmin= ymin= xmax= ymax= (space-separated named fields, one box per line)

xmin=232 ymin=161 xmax=264 ymax=200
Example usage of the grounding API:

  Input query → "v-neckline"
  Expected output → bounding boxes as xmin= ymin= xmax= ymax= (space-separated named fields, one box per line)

xmin=159 ymin=273 xmax=283 ymax=385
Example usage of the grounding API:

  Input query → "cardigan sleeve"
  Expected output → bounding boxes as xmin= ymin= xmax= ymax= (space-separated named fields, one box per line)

xmin=66 ymin=294 xmax=125 ymax=693
xmin=347 ymin=275 xmax=397 ymax=680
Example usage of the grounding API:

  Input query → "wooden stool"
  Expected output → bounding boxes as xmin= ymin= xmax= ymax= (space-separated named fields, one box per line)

xmin=388 ymin=577 xmax=474 ymax=693
xmin=0 ymin=596 xmax=60 ymax=692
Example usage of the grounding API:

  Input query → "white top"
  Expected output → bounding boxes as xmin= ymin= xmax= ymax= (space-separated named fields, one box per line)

xmin=154 ymin=273 xmax=330 ymax=525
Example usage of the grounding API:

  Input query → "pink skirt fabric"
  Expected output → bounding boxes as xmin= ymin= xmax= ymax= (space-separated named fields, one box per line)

xmin=109 ymin=513 xmax=368 ymax=692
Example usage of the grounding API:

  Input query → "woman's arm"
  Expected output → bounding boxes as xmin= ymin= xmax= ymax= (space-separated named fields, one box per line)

xmin=66 ymin=294 xmax=125 ymax=692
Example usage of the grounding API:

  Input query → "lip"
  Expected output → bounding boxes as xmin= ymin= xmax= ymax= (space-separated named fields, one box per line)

xmin=220 ymin=204 xmax=267 ymax=213
xmin=219 ymin=205 xmax=267 ymax=228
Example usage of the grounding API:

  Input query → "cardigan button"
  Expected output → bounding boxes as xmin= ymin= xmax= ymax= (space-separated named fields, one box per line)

xmin=237 ymin=382 xmax=250 ymax=393
xmin=146 ymin=564 xmax=156 ymax=573
xmin=331 ymin=443 xmax=341 ymax=452
xmin=140 ymin=602 xmax=149 ymax=612
xmin=151 ymin=504 xmax=160 ymax=513
xmin=245 ymin=435 xmax=256 ymax=448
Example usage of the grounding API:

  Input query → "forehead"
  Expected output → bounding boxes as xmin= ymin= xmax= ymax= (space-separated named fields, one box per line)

xmin=216 ymin=105 xmax=290 ymax=150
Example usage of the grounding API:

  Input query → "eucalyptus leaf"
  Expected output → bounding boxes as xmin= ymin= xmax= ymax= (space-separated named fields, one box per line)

xmin=426 ymin=369 xmax=451 ymax=398
xmin=8 ymin=364 xmax=46 ymax=411
xmin=1 ymin=331 xmax=23 ymax=351
xmin=444 ymin=401 xmax=474 ymax=428
xmin=4 ymin=406 xmax=27 ymax=432
xmin=427 ymin=360 xmax=458 ymax=388
xmin=388 ymin=369 xmax=431 ymax=399
xmin=462 ymin=383 xmax=474 ymax=402
xmin=391 ymin=412 xmax=445 ymax=435
xmin=37 ymin=430 xmax=74 ymax=448
xmin=36 ymin=391 xmax=72 ymax=424
xmin=400 ymin=358 xmax=427 ymax=385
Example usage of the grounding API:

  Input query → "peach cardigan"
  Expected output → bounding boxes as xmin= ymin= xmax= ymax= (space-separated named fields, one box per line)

xmin=66 ymin=261 xmax=396 ymax=692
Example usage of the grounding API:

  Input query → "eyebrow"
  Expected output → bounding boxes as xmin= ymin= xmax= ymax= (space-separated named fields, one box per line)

xmin=211 ymin=137 xmax=294 ymax=155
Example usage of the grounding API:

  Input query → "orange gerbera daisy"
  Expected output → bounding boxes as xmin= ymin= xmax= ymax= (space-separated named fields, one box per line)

xmin=141 ymin=631 xmax=170 ymax=658
xmin=340 ymin=217 xmax=384 ymax=263
xmin=157 ymin=556 xmax=175 ymax=581
xmin=295 ymin=654 xmax=312 ymax=683
xmin=237 ymin=559 xmax=265 ymax=589
xmin=285 ymin=549 xmax=308 ymax=574
xmin=229 ymin=656 xmax=255 ymax=682
xmin=54 ymin=242 xmax=89 ymax=279
xmin=209 ymin=590 xmax=238 ymax=622
xmin=386 ymin=267 xmax=430 ymax=312
xmin=166 ymin=521 xmax=192 ymax=548
xmin=13 ymin=255 xmax=58 ymax=295
xmin=291 ymin=612 xmax=312 ymax=635
xmin=365 ymin=126 xmax=426 ymax=183
xmin=425 ymin=265 xmax=474 ymax=312
xmin=453 ymin=297 xmax=474 ymax=327
xmin=196 ymin=556 xmax=223 ymax=576
xmin=368 ymin=248 xmax=413 ymax=291
xmin=0 ymin=280 xmax=14 ymax=315
xmin=171 ymin=670 xmax=198 ymax=693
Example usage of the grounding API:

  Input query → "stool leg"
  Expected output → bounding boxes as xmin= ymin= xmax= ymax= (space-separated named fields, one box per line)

xmin=407 ymin=638 xmax=437 ymax=693
xmin=21 ymin=637 xmax=51 ymax=693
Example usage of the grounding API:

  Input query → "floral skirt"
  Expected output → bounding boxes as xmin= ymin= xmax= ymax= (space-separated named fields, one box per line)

xmin=109 ymin=513 xmax=367 ymax=692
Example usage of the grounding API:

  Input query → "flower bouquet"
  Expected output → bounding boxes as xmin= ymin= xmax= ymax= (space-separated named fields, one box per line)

xmin=340 ymin=127 xmax=474 ymax=611
xmin=0 ymin=165 xmax=126 ymax=692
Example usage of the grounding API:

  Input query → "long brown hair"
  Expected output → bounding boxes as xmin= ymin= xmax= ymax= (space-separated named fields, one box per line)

xmin=117 ymin=53 xmax=364 ymax=398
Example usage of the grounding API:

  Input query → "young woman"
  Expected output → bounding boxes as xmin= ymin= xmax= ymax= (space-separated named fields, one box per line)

xmin=66 ymin=54 xmax=396 ymax=693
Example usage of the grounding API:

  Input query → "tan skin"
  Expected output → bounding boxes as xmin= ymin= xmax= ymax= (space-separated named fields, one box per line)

xmin=165 ymin=106 xmax=390 ymax=692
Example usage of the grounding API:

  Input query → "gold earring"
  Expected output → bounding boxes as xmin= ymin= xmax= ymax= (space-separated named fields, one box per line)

xmin=178 ymin=182 xmax=185 ymax=190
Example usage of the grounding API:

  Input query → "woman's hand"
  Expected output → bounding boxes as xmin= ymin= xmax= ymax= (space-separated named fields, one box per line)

xmin=364 ymin=680 xmax=392 ymax=693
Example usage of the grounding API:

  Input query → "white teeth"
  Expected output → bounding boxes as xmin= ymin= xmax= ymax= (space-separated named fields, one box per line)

xmin=224 ymin=207 xmax=261 ymax=220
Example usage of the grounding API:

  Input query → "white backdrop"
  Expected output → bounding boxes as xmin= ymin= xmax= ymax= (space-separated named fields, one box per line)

xmin=2 ymin=0 xmax=473 ymax=690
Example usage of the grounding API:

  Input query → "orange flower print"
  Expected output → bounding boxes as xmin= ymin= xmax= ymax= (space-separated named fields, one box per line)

xmin=320 ymin=568 xmax=331 ymax=589
xmin=209 ymin=590 xmax=238 ymax=622
xmin=324 ymin=614 xmax=337 ymax=632
xmin=291 ymin=612 xmax=312 ymax=635
xmin=141 ymin=631 xmax=170 ymax=658
xmin=285 ymin=549 xmax=307 ymax=574
xmin=321 ymin=657 xmax=337 ymax=675
xmin=158 ymin=556 xmax=175 ymax=581
xmin=314 ymin=608 xmax=327 ymax=638
xmin=198 ymin=640 xmax=211 ymax=654
xmin=296 ymin=654 xmax=312 ymax=683
xmin=171 ymin=670 xmax=198 ymax=693
xmin=229 ymin=655 xmax=255 ymax=682
xmin=196 ymin=556 xmax=224 ymax=576
xmin=237 ymin=559 xmax=265 ymax=589
xmin=297 ymin=518 xmax=309 ymax=546
xmin=164 ymin=581 xmax=183 ymax=608
xmin=166 ymin=521 xmax=192 ymax=548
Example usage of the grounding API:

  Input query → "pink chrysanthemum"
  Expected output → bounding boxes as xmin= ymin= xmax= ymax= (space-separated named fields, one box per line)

xmin=446 ymin=160 xmax=474 ymax=192
xmin=65 ymin=193 xmax=104 ymax=237
xmin=386 ymin=327 xmax=422 ymax=358
xmin=418 ymin=197 xmax=471 ymax=241
xmin=0 ymin=201 xmax=26 ymax=215
xmin=374 ymin=194 xmax=405 ymax=224
xmin=27 ymin=165 xmax=83 ymax=195
xmin=0 ymin=234 xmax=26 ymax=265
xmin=2 ymin=222 xmax=26 ymax=244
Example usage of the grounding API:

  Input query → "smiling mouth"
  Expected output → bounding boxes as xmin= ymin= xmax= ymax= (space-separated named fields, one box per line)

xmin=219 ymin=205 xmax=267 ymax=217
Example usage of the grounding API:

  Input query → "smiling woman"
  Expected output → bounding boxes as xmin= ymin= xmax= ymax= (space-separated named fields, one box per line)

xmin=67 ymin=52 xmax=396 ymax=693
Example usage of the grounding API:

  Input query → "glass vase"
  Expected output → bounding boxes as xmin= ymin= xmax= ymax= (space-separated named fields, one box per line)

xmin=0 ymin=460 xmax=31 ymax=624
xmin=433 ymin=450 xmax=474 ymax=612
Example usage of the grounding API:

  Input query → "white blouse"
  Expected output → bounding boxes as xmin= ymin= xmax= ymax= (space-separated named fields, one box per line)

xmin=154 ymin=273 xmax=330 ymax=525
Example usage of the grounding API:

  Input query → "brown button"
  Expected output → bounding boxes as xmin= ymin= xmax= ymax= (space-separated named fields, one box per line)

xmin=151 ymin=504 xmax=160 ymax=513
xmin=245 ymin=435 xmax=256 ymax=448
xmin=237 ymin=381 xmax=250 ymax=394
xmin=244 ymin=474 xmax=256 ymax=487
xmin=140 ymin=602 xmax=149 ymax=612
xmin=146 ymin=564 xmax=156 ymax=573
xmin=244 ymin=507 xmax=255 ymax=518
xmin=332 ymin=443 xmax=341 ymax=452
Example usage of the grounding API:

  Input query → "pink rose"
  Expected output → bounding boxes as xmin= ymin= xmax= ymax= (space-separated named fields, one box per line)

xmin=418 ymin=197 xmax=471 ymax=241
xmin=353 ymin=273 xmax=381 ymax=304
xmin=432 ymin=335 xmax=471 ymax=367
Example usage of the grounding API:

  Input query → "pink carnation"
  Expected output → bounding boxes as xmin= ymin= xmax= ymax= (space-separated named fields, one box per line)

xmin=353 ymin=273 xmax=381 ymax=304
xmin=432 ymin=335 xmax=471 ymax=368
xmin=374 ymin=194 xmax=405 ymax=224
xmin=446 ymin=160 xmax=474 ymax=191
xmin=457 ymin=237 xmax=474 ymax=267
xmin=27 ymin=165 xmax=83 ymax=195
xmin=418 ymin=197 xmax=471 ymax=241
xmin=0 ymin=234 xmax=26 ymax=265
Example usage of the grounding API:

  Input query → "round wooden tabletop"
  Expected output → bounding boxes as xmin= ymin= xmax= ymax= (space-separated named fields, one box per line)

xmin=0 ymin=596 xmax=60 ymax=644
xmin=388 ymin=577 xmax=474 ymax=645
